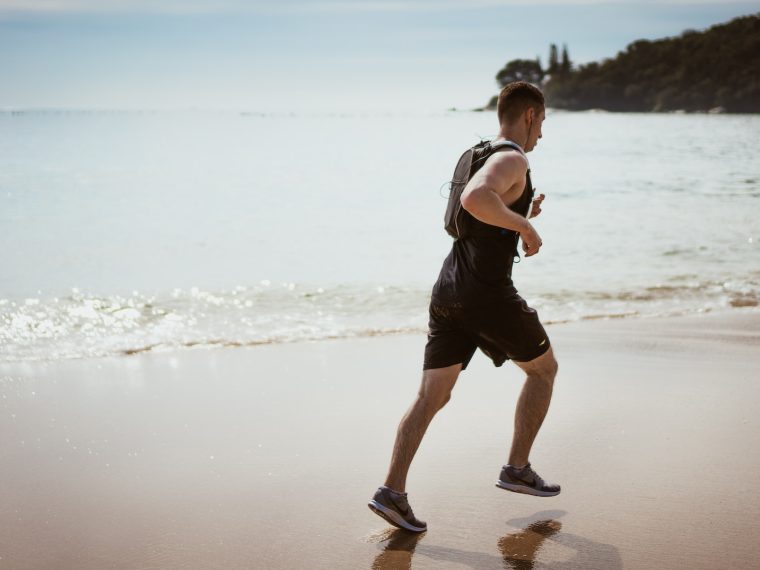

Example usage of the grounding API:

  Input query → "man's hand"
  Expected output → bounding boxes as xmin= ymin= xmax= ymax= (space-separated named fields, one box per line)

xmin=529 ymin=192 xmax=545 ymax=218
xmin=520 ymin=221 xmax=542 ymax=257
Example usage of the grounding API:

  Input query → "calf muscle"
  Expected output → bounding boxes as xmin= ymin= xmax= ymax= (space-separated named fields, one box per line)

xmin=383 ymin=365 xmax=461 ymax=492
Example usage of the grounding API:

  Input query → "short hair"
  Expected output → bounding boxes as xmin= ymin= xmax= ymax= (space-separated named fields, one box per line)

xmin=496 ymin=81 xmax=545 ymax=126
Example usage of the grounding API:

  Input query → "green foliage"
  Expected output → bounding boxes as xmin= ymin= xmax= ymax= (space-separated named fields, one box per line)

xmin=543 ymin=13 xmax=760 ymax=112
xmin=560 ymin=44 xmax=571 ymax=77
xmin=548 ymin=44 xmax=559 ymax=75
xmin=495 ymin=59 xmax=545 ymax=87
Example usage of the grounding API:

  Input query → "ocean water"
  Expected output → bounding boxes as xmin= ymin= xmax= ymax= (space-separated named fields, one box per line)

xmin=1 ymin=109 xmax=759 ymax=362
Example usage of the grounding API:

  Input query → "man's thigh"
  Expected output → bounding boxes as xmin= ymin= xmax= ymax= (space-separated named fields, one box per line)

xmin=423 ymin=303 xmax=478 ymax=370
xmin=466 ymin=296 xmax=551 ymax=366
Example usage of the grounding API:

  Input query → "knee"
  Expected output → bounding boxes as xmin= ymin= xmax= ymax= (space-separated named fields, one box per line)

xmin=418 ymin=390 xmax=452 ymax=414
xmin=532 ymin=356 xmax=558 ymax=385
xmin=548 ymin=356 xmax=559 ymax=378
xmin=417 ymin=367 xmax=459 ymax=413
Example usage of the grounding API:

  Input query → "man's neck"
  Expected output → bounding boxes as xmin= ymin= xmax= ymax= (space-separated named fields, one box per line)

xmin=495 ymin=128 xmax=528 ymax=149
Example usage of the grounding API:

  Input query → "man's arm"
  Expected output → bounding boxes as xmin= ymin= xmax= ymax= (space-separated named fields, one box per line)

xmin=529 ymin=193 xmax=546 ymax=218
xmin=460 ymin=152 xmax=543 ymax=256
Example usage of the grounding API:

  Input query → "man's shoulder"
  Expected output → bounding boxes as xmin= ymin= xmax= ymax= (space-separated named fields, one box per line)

xmin=473 ymin=149 xmax=528 ymax=194
xmin=484 ymin=148 xmax=529 ymax=172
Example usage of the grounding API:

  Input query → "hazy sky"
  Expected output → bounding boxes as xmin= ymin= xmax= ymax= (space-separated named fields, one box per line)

xmin=1 ymin=0 xmax=757 ymax=111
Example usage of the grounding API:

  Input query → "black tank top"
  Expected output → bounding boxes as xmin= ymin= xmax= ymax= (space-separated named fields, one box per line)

xmin=431 ymin=152 xmax=534 ymax=306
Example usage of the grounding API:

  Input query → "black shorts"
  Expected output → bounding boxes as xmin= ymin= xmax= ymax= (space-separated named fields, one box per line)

xmin=423 ymin=295 xmax=550 ymax=371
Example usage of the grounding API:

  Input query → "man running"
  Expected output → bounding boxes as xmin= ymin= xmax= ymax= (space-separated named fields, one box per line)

xmin=368 ymin=81 xmax=559 ymax=533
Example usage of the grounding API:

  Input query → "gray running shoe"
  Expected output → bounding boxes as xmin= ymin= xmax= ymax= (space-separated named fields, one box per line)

xmin=496 ymin=463 xmax=561 ymax=497
xmin=368 ymin=486 xmax=427 ymax=533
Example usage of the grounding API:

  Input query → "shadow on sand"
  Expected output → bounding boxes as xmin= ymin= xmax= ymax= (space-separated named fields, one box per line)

xmin=370 ymin=510 xmax=622 ymax=569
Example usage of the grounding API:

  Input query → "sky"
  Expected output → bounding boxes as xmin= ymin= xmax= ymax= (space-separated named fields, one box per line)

xmin=1 ymin=0 xmax=757 ymax=112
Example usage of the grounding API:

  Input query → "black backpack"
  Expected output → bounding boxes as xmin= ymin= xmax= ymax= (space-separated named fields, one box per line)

xmin=443 ymin=139 xmax=527 ymax=239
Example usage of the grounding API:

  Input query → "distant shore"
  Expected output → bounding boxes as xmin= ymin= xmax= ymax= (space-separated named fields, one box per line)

xmin=463 ymin=104 xmax=732 ymax=114
xmin=487 ymin=13 xmax=760 ymax=114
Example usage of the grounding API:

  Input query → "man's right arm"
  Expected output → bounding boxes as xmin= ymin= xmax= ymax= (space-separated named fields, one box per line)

xmin=460 ymin=152 xmax=543 ymax=256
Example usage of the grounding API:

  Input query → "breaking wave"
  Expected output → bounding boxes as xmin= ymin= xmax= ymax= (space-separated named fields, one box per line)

xmin=1 ymin=276 xmax=758 ymax=362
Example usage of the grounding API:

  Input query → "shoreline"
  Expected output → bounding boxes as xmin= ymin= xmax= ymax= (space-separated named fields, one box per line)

xmin=2 ymin=305 xmax=758 ymax=365
xmin=1 ymin=310 xmax=759 ymax=569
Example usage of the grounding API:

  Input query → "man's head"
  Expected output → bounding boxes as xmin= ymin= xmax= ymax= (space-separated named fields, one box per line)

xmin=496 ymin=81 xmax=546 ymax=152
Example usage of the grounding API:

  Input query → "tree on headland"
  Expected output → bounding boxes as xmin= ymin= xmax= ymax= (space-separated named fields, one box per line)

xmin=548 ymin=44 xmax=559 ymax=75
xmin=560 ymin=44 xmax=571 ymax=78
xmin=495 ymin=58 xmax=545 ymax=87
xmin=484 ymin=52 xmax=554 ymax=110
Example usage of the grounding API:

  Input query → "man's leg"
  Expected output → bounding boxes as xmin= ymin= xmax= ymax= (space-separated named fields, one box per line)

xmin=384 ymin=363 xmax=462 ymax=492
xmin=508 ymin=347 xmax=558 ymax=467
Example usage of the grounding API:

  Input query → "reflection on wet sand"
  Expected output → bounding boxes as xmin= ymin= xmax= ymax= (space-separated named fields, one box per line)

xmin=371 ymin=528 xmax=425 ymax=570
xmin=368 ymin=510 xmax=622 ymax=569
xmin=499 ymin=511 xmax=623 ymax=570
xmin=499 ymin=519 xmax=562 ymax=569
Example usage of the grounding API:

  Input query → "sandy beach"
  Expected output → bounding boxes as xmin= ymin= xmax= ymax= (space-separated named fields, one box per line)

xmin=1 ymin=309 xmax=759 ymax=569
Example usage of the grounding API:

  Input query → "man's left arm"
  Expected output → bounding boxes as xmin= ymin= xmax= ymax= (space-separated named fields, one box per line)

xmin=529 ymin=193 xmax=546 ymax=218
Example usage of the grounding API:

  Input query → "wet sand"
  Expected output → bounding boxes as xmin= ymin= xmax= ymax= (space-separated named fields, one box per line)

xmin=1 ymin=309 xmax=759 ymax=569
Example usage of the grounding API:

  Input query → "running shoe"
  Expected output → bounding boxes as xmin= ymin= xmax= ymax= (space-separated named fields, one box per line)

xmin=368 ymin=486 xmax=427 ymax=533
xmin=495 ymin=463 xmax=561 ymax=497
